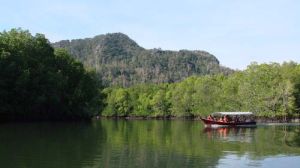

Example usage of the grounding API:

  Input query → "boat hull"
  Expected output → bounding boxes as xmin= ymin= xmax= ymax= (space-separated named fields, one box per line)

xmin=200 ymin=118 xmax=256 ymax=127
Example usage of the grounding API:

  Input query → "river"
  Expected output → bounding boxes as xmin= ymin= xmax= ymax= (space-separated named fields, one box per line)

xmin=0 ymin=120 xmax=299 ymax=168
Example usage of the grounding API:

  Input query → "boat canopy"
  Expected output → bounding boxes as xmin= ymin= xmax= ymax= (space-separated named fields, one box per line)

xmin=211 ymin=112 xmax=254 ymax=116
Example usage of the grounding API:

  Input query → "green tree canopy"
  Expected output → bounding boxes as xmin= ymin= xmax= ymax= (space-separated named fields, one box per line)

xmin=0 ymin=29 xmax=103 ymax=121
xmin=102 ymin=62 xmax=300 ymax=120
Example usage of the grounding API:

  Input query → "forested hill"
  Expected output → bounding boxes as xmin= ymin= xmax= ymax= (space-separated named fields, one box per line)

xmin=53 ymin=33 xmax=232 ymax=86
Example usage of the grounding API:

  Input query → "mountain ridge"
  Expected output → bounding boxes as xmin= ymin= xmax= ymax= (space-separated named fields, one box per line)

xmin=52 ymin=33 xmax=233 ymax=86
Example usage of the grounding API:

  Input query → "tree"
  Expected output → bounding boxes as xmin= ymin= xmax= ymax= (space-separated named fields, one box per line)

xmin=150 ymin=85 xmax=171 ymax=117
xmin=0 ymin=29 xmax=103 ymax=120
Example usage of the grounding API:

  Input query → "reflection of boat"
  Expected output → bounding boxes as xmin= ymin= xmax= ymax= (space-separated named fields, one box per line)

xmin=201 ymin=112 xmax=256 ymax=127
xmin=203 ymin=127 xmax=256 ymax=143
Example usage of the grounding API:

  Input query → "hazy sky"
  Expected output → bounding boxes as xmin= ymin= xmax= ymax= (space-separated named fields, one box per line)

xmin=1 ymin=0 xmax=299 ymax=69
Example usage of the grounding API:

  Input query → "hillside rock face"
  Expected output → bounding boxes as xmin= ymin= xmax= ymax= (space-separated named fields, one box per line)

xmin=53 ymin=33 xmax=232 ymax=86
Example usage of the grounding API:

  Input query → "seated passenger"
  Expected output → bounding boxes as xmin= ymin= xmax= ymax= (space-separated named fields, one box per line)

xmin=218 ymin=117 xmax=223 ymax=122
xmin=207 ymin=115 xmax=213 ymax=120
xmin=234 ymin=116 xmax=240 ymax=123
xmin=223 ymin=115 xmax=228 ymax=123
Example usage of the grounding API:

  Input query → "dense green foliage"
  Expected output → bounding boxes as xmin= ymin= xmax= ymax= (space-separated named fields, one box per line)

xmin=1 ymin=28 xmax=299 ymax=120
xmin=0 ymin=29 xmax=103 ymax=120
xmin=53 ymin=33 xmax=233 ymax=87
xmin=102 ymin=62 xmax=300 ymax=119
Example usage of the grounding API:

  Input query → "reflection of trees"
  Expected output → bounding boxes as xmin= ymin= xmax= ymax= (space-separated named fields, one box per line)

xmin=1 ymin=121 xmax=299 ymax=168
xmin=0 ymin=122 xmax=106 ymax=168
xmin=97 ymin=120 xmax=222 ymax=168
xmin=98 ymin=121 xmax=300 ymax=167
xmin=283 ymin=126 xmax=300 ymax=148
xmin=243 ymin=125 xmax=300 ymax=161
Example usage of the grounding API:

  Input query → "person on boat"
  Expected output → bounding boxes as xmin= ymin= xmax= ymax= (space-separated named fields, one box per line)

xmin=234 ymin=116 xmax=240 ymax=123
xmin=218 ymin=117 xmax=223 ymax=122
xmin=223 ymin=115 xmax=229 ymax=123
xmin=207 ymin=115 xmax=213 ymax=120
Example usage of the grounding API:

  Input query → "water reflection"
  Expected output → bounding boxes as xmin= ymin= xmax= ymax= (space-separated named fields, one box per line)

xmin=203 ymin=127 xmax=256 ymax=143
xmin=0 ymin=120 xmax=300 ymax=168
xmin=0 ymin=121 xmax=106 ymax=168
xmin=282 ymin=126 xmax=300 ymax=148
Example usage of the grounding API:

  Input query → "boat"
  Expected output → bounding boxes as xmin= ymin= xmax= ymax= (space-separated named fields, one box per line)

xmin=200 ymin=112 xmax=256 ymax=127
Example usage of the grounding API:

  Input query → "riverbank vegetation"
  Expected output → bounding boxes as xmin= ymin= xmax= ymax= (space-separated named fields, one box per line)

xmin=103 ymin=62 xmax=300 ymax=120
xmin=0 ymin=29 xmax=103 ymax=120
xmin=1 ymin=29 xmax=300 ymax=121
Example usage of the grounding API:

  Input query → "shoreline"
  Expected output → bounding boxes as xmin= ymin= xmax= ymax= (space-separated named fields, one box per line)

xmin=95 ymin=116 xmax=300 ymax=123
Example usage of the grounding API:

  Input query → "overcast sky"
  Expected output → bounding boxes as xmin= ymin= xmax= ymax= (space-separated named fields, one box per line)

xmin=1 ymin=0 xmax=299 ymax=69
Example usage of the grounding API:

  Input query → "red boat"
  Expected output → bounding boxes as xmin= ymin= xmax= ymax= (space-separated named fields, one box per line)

xmin=200 ymin=112 xmax=256 ymax=127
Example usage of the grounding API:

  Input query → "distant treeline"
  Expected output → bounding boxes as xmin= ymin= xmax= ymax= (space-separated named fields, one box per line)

xmin=102 ymin=62 xmax=300 ymax=119
xmin=0 ymin=29 xmax=103 ymax=120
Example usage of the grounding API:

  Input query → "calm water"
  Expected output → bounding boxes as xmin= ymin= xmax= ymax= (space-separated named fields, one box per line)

xmin=1 ymin=120 xmax=300 ymax=168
